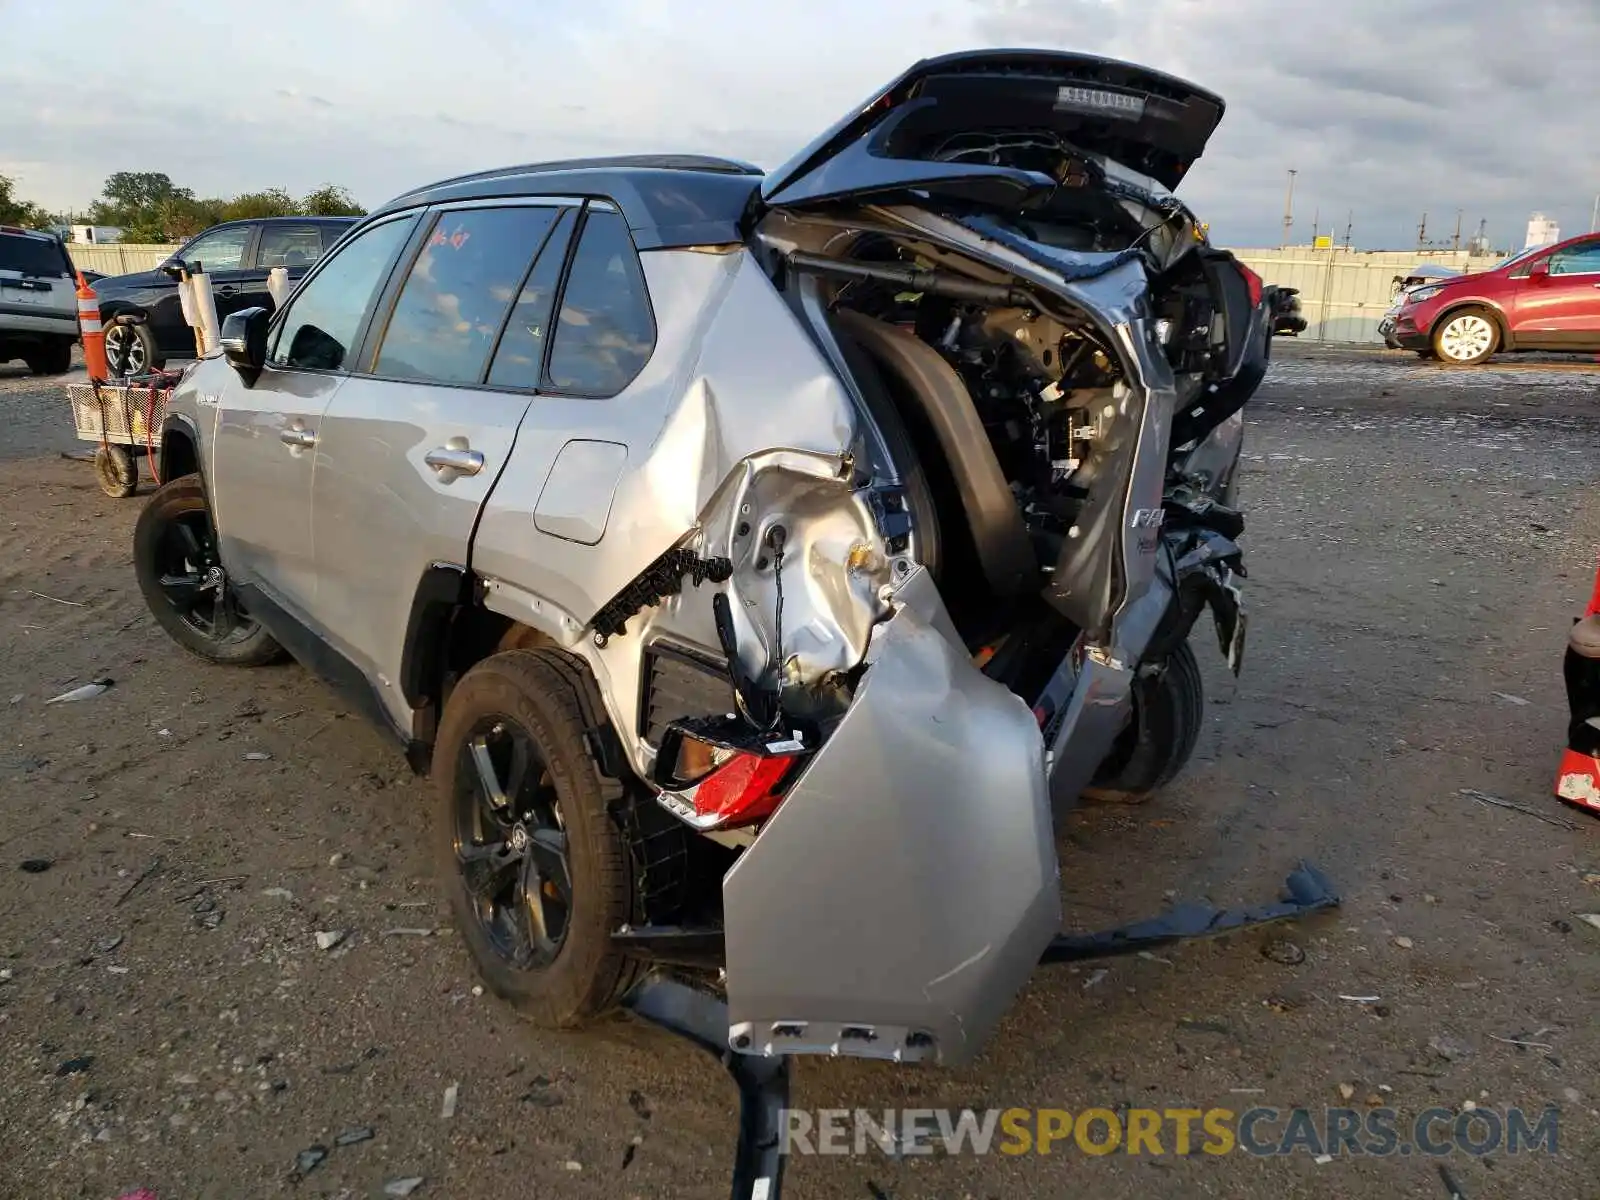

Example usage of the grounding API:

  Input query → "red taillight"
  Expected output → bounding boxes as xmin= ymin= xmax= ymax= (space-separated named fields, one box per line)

xmin=1239 ymin=264 xmax=1264 ymax=308
xmin=1586 ymin=557 xmax=1600 ymax=618
xmin=653 ymin=717 xmax=808 ymax=831
xmin=684 ymin=752 xmax=794 ymax=828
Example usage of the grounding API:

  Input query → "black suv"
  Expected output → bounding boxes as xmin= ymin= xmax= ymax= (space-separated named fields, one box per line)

xmin=93 ymin=216 xmax=357 ymax=374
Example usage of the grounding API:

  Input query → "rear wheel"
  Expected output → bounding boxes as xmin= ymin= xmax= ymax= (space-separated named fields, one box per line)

xmin=1083 ymin=641 xmax=1205 ymax=804
xmin=1432 ymin=308 xmax=1499 ymax=366
xmin=105 ymin=320 xmax=161 ymax=377
xmin=24 ymin=339 xmax=73 ymax=375
xmin=432 ymin=649 xmax=636 ymax=1027
xmin=133 ymin=474 xmax=285 ymax=665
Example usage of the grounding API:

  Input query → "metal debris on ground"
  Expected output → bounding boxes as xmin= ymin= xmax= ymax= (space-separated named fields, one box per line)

xmin=383 ymin=1180 xmax=424 ymax=1197
xmin=55 ymin=1056 xmax=94 ymax=1076
xmin=440 ymin=1082 xmax=459 ymax=1119
xmin=381 ymin=928 xmax=435 ymax=937
xmin=1338 ymin=995 xmax=1381 ymax=1003
xmin=95 ymin=934 xmax=124 ymax=953
xmin=314 ymin=930 xmax=347 ymax=951
xmin=1575 ymin=914 xmax=1600 ymax=934
xmin=1492 ymin=692 xmax=1530 ymax=706
xmin=1457 ymin=788 xmax=1577 ymax=830
xmin=1438 ymin=1163 xmax=1468 ymax=1199
xmin=294 ymin=1145 xmax=327 ymax=1174
xmin=242 ymin=752 xmax=272 ymax=762
xmin=334 ymin=1126 xmax=374 ymax=1146
xmin=45 ymin=679 xmax=113 ymax=704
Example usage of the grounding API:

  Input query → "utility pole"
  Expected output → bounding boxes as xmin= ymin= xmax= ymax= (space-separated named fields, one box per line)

xmin=1311 ymin=205 xmax=1320 ymax=245
xmin=1281 ymin=168 xmax=1297 ymax=248
xmin=1344 ymin=210 xmax=1354 ymax=249
xmin=1452 ymin=209 xmax=1462 ymax=252
xmin=1417 ymin=212 xmax=1428 ymax=250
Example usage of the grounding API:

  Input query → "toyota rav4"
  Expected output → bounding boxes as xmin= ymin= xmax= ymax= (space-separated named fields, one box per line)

xmin=133 ymin=50 xmax=1270 ymax=1066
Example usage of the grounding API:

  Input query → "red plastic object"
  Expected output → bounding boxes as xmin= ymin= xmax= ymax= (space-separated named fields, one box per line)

xmin=1554 ymin=747 xmax=1600 ymax=816
xmin=689 ymin=753 xmax=794 ymax=828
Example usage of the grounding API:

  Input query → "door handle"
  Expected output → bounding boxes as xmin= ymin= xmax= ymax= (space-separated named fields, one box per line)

xmin=280 ymin=427 xmax=317 ymax=448
xmin=425 ymin=444 xmax=485 ymax=477
xmin=217 ymin=285 xmax=239 ymax=296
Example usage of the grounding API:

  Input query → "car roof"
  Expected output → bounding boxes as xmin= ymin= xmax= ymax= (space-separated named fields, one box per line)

xmin=369 ymin=155 xmax=766 ymax=250
xmin=0 ymin=225 xmax=61 ymax=241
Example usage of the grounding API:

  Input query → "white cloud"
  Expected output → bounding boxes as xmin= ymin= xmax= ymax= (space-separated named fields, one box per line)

xmin=1 ymin=0 xmax=1595 ymax=248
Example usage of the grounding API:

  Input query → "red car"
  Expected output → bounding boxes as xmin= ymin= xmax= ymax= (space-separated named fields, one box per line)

xmin=1390 ymin=233 xmax=1600 ymax=364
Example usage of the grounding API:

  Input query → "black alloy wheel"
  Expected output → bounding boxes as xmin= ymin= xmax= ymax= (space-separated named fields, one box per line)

xmin=452 ymin=717 xmax=573 ymax=969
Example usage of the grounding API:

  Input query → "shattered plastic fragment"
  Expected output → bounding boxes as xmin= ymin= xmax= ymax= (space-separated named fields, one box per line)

xmin=46 ymin=679 xmax=113 ymax=704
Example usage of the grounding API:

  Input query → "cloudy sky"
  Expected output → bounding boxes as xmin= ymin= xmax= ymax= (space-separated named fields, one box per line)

xmin=3 ymin=0 xmax=1596 ymax=250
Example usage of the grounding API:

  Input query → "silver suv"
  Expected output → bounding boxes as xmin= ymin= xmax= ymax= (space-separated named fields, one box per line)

xmin=134 ymin=51 xmax=1265 ymax=1067
xmin=0 ymin=226 xmax=79 ymax=375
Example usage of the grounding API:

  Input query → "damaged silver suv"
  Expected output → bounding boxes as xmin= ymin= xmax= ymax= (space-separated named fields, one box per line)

xmin=135 ymin=51 xmax=1268 ymax=1067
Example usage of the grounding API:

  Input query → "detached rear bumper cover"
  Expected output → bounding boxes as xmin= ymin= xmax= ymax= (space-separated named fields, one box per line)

xmin=722 ymin=570 xmax=1061 ymax=1066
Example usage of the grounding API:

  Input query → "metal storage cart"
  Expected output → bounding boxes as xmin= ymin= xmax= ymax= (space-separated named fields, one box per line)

xmin=65 ymin=374 xmax=177 ymax=497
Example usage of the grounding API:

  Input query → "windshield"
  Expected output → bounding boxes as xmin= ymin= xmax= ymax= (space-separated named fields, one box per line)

xmin=0 ymin=233 xmax=71 ymax=278
xmin=1493 ymin=245 xmax=1546 ymax=271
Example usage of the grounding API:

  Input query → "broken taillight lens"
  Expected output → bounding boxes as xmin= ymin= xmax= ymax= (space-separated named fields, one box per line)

xmin=654 ymin=716 xmax=810 ymax=831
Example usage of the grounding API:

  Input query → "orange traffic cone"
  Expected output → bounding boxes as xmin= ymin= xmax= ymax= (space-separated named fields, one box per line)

xmin=76 ymin=272 xmax=108 ymax=380
xmin=1555 ymin=556 xmax=1600 ymax=818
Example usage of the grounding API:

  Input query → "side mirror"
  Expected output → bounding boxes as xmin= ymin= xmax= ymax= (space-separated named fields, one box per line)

xmin=1529 ymin=259 xmax=1551 ymax=282
xmin=220 ymin=307 xmax=270 ymax=385
xmin=160 ymin=258 xmax=187 ymax=280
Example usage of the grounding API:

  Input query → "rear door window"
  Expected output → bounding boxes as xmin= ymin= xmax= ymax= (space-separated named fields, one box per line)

xmin=485 ymin=209 xmax=576 ymax=389
xmin=372 ymin=206 xmax=560 ymax=386
xmin=544 ymin=208 xmax=655 ymax=396
xmin=256 ymin=224 xmax=324 ymax=270
xmin=268 ymin=214 xmax=417 ymax=371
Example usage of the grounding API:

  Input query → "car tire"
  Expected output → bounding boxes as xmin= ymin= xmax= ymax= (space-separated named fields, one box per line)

xmin=133 ymin=474 xmax=286 ymax=666
xmin=432 ymin=648 xmax=637 ymax=1028
xmin=1431 ymin=308 xmax=1499 ymax=366
xmin=1082 ymin=640 xmax=1205 ymax=804
xmin=94 ymin=444 xmax=139 ymax=498
xmin=105 ymin=320 xmax=162 ymax=377
xmin=24 ymin=339 xmax=73 ymax=376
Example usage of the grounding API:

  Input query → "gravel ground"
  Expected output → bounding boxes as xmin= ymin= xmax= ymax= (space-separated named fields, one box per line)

xmin=1 ymin=342 xmax=1598 ymax=1199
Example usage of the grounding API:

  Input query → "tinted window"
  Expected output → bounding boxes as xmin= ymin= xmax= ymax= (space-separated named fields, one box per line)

xmin=180 ymin=225 xmax=252 ymax=272
xmin=373 ymin=207 xmax=560 ymax=385
xmin=1550 ymin=241 xmax=1600 ymax=275
xmin=545 ymin=209 xmax=655 ymax=396
xmin=0 ymin=233 xmax=71 ymax=278
xmin=486 ymin=209 xmax=575 ymax=389
xmin=257 ymin=224 xmax=323 ymax=269
xmin=269 ymin=215 xmax=416 ymax=371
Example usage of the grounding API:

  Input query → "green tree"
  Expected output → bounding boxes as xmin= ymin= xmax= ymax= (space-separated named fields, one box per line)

xmin=300 ymin=184 xmax=366 ymax=217
xmin=0 ymin=175 xmax=51 ymax=228
xmin=90 ymin=171 xmax=192 ymax=228
xmin=220 ymin=188 xmax=299 ymax=221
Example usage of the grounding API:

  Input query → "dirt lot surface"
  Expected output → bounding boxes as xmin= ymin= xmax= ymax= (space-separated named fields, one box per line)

xmin=2 ymin=343 xmax=1598 ymax=1199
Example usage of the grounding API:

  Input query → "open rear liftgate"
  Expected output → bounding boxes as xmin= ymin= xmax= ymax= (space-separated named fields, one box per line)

xmin=621 ymin=861 xmax=1340 ymax=1200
